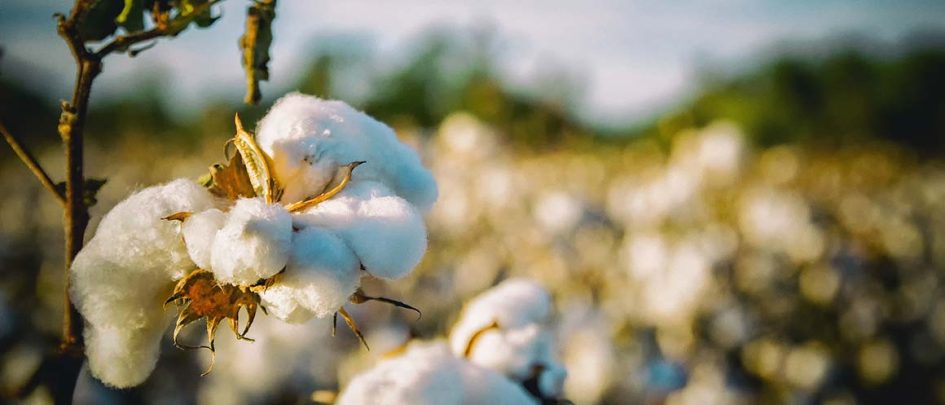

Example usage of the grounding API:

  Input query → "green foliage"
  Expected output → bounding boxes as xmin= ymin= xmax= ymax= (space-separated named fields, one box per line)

xmin=76 ymin=0 xmax=223 ymax=44
xmin=116 ymin=0 xmax=145 ymax=32
xmin=78 ymin=0 xmax=124 ymax=41
xmin=673 ymin=45 xmax=945 ymax=154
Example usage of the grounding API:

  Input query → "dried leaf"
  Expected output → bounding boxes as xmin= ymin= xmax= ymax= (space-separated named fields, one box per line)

xmin=337 ymin=307 xmax=370 ymax=351
xmin=206 ymin=153 xmax=256 ymax=200
xmin=233 ymin=114 xmax=280 ymax=203
xmin=165 ymin=269 xmax=266 ymax=375
xmin=286 ymin=161 xmax=364 ymax=212
xmin=162 ymin=211 xmax=192 ymax=222
xmin=239 ymin=0 xmax=276 ymax=104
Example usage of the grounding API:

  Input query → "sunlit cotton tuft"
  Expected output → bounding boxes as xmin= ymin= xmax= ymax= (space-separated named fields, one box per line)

xmin=68 ymin=93 xmax=438 ymax=389
xmin=337 ymin=341 xmax=536 ymax=405
xmin=70 ymin=179 xmax=219 ymax=387
xmin=256 ymin=92 xmax=438 ymax=212
xmin=449 ymin=279 xmax=567 ymax=399
xmin=209 ymin=197 xmax=292 ymax=285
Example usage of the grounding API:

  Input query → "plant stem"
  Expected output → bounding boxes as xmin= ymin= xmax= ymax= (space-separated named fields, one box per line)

xmin=0 ymin=121 xmax=66 ymax=205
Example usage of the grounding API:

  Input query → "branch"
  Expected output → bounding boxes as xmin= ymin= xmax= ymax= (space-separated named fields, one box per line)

xmin=0 ymin=121 xmax=66 ymax=205
xmin=94 ymin=0 xmax=223 ymax=58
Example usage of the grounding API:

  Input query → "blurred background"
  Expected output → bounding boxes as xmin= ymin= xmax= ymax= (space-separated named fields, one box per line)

xmin=2 ymin=0 xmax=945 ymax=404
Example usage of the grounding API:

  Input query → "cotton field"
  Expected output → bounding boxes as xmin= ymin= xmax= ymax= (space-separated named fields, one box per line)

xmin=2 ymin=109 xmax=944 ymax=404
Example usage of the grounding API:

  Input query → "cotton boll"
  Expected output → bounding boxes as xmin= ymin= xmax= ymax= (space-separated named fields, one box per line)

xmin=337 ymin=341 xmax=535 ymax=405
xmin=457 ymin=359 xmax=537 ymax=405
xmin=338 ymin=342 xmax=464 ymax=405
xmin=464 ymin=324 xmax=548 ymax=380
xmin=259 ymin=227 xmax=360 ymax=319
xmin=84 ymin=320 xmax=167 ymax=388
xmin=91 ymin=178 xmax=220 ymax=279
xmin=256 ymin=93 xmax=438 ymax=212
xmin=450 ymin=279 xmax=552 ymax=357
xmin=210 ymin=198 xmax=292 ymax=285
xmin=294 ymin=180 xmax=427 ymax=280
xmin=181 ymin=208 xmax=226 ymax=270
xmin=70 ymin=179 xmax=218 ymax=387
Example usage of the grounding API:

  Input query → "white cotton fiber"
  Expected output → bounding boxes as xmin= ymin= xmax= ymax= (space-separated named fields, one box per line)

xmin=259 ymin=227 xmax=361 ymax=321
xmin=449 ymin=279 xmax=552 ymax=356
xmin=448 ymin=279 xmax=568 ymax=400
xmin=181 ymin=208 xmax=226 ymax=270
xmin=337 ymin=341 xmax=535 ymax=405
xmin=210 ymin=197 xmax=292 ymax=285
xmin=463 ymin=324 xmax=547 ymax=380
xmin=255 ymin=93 xmax=438 ymax=212
xmin=70 ymin=179 xmax=218 ymax=387
xmin=458 ymin=358 xmax=538 ymax=405
xmin=294 ymin=180 xmax=428 ymax=280
xmin=256 ymin=285 xmax=316 ymax=324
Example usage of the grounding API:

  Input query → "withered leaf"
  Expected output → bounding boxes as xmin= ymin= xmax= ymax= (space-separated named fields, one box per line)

xmin=206 ymin=152 xmax=256 ymax=200
xmin=162 ymin=211 xmax=192 ymax=222
xmin=233 ymin=114 xmax=280 ymax=203
xmin=239 ymin=0 xmax=276 ymax=104
xmin=165 ymin=269 xmax=264 ymax=375
xmin=337 ymin=307 xmax=370 ymax=351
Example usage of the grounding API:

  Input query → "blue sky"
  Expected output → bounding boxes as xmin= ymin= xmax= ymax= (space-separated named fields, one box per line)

xmin=2 ymin=0 xmax=944 ymax=124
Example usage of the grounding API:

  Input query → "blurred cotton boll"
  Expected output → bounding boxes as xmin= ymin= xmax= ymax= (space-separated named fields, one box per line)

xmin=337 ymin=341 xmax=536 ymax=405
xmin=448 ymin=279 xmax=567 ymax=400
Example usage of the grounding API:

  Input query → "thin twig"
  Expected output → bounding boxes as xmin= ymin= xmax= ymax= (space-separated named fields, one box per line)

xmin=0 ymin=121 xmax=66 ymax=205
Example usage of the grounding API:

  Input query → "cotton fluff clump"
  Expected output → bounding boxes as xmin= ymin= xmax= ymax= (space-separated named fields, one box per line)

xmin=70 ymin=93 xmax=439 ymax=388
xmin=181 ymin=208 xmax=226 ymax=270
xmin=293 ymin=180 xmax=427 ymax=280
xmin=70 ymin=179 xmax=219 ymax=388
xmin=256 ymin=92 xmax=438 ymax=212
xmin=337 ymin=342 xmax=536 ymax=405
xmin=259 ymin=227 xmax=361 ymax=322
xmin=449 ymin=279 xmax=567 ymax=399
xmin=209 ymin=198 xmax=292 ymax=284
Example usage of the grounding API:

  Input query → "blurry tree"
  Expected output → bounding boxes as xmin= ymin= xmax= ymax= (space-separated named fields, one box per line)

xmin=667 ymin=40 xmax=945 ymax=154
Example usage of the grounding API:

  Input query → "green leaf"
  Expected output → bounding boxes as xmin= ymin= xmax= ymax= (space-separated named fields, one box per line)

xmin=239 ymin=0 xmax=277 ymax=104
xmin=184 ymin=0 xmax=220 ymax=27
xmin=77 ymin=0 xmax=124 ymax=41
xmin=116 ymin=0 xmax=145 ymax=32
xmin=166 ymin=0 xmax=219 ymax=35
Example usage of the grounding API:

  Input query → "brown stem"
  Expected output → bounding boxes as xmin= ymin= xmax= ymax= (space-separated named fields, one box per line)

xmin=57 ymin=7 xmax=99 ymax=358
xmin=0 ymin=121 xmax=66 ymax=205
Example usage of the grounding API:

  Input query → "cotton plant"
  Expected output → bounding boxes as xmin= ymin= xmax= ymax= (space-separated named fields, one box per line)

xmin=70 ymin=93 xmax=437 ymax=388
xmin=338 ymin=279 xmax=569 ymax=404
